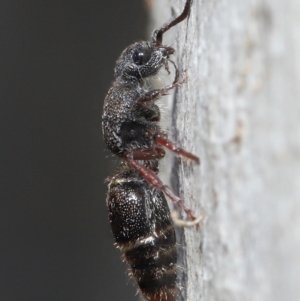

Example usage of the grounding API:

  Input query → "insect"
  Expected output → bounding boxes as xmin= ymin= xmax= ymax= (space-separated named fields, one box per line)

xmin=102 ymin=0 xmax=200 ymax=300
xmin=107 ymin=166 xmax=177 ymax=301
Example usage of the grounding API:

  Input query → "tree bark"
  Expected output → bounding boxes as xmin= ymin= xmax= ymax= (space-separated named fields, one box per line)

xmin=150 ymin=0 xmax=300 ymax=300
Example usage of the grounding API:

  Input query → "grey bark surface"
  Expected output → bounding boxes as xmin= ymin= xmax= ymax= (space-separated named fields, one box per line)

xmin=150 ymin=0 xmax=300 ymax=301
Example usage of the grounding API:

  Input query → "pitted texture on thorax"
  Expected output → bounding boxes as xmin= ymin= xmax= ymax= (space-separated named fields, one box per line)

xmin=102 ymin=81 xmax=160 ymax=156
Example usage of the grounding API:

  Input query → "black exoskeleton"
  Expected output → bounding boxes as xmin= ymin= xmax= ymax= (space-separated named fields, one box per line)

xmin=102 ymin=1 xmax=200 ymax=301
xmin=107 ymin=167 xmax=177 ymax=301
xmin=102 ymin=41 xmax=174 ymax=159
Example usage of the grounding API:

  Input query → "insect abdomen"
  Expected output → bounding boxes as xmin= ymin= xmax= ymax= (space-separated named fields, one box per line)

xmin=126 ymin=227 xmax=177 ymax=300
xmin=107 ymin=169 xmax=177 ymax=301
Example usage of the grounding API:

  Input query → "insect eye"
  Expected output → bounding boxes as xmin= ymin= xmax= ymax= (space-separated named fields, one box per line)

xmin=132 ymin=50 xmax=150 ymax=66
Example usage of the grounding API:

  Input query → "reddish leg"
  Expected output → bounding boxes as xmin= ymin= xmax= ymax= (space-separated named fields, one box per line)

xmin=137 ymin=76 xmax=187 ymax=104
xmin=125 ymin=154 xmax=198 ymax=222
xmin=150 ymin=293 xmax=176 ymax=301
xmin=155 ymin=134 xmax=200 ymax=164
xmin=131 ymin=147 xmax=165 ymax=160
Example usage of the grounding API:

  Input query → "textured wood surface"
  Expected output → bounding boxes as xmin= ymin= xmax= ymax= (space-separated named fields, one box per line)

xmin=150 ymin=0 xmax=300 ymax=300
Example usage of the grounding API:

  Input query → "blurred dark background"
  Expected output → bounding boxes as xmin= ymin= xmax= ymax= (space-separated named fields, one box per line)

xmin=0 ymin=1 xmax=148 ymax=300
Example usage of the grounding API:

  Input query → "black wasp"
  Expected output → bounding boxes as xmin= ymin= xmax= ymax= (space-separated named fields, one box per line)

xmin=102 ymin=0 xmax=201 ymax=300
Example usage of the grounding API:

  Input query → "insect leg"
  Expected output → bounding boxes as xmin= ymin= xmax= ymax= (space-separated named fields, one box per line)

xmin=130 ymin=147 xmax=165 ymax=160
xmin=155 ymin=134 xmax=200 ymax=164
xmin=137 ymin=75 xmax=187 ymax=104
xmin=125 ymin=153 xmax=198 ymax=222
